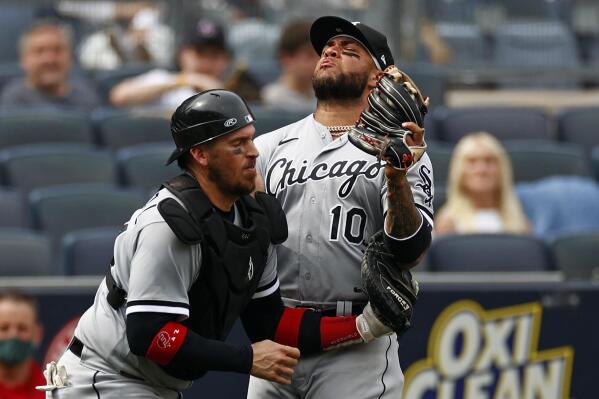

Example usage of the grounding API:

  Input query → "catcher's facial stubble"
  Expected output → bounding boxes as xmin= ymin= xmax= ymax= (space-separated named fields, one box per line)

xmin=195 ymin=125 xmax=258 ymax=198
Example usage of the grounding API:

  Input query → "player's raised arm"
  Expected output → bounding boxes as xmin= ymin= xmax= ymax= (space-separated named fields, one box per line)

xmin=348 ymin=66 xmax=433 ymax=269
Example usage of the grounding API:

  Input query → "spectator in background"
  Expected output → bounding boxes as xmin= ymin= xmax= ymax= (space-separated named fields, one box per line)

xmin=77 ymin=3 xmax=174 ymax=70
xmin=435 ymin=132 xmax=530 ymax=235
xmin=110 ymin=19 xmax=231 ymax=111
xmin=261 ymin=20 xmax=318 ymax=112
xmin=0 ymin=20 xmax=101 ymax=112
xmin=0 ymin=290 xmax=44 ymax=399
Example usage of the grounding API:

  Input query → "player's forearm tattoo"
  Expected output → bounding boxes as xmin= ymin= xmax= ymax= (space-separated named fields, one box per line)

xmin=385 ymin=174 xmax=421 ymax=238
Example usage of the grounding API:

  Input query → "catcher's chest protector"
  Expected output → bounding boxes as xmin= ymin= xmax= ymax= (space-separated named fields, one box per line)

xmin=159 ymin=174 xmax=273 ymax=339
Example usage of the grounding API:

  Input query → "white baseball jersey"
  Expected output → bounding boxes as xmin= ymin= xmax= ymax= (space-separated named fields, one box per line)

xmin=255 ymin=114 xmax=434 ymax=307
xmin=73 ymin=187 xmax=279 ymax=391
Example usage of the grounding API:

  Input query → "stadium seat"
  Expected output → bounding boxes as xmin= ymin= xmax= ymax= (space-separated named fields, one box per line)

xmin=0 ymin=6 xmax=36 ymax=63
xmin=0 ymin=228 xmax=52 ymax=275
xmin=0 ymin=110 xmax=93 ymax=149
xmin=29 ymin=185 xmax=144 ymax=254
xmin=517 ymin=176 xmax=599 ymax=240
xmin=116 ymin=143 xmax=179 ymax=191
xmin=427 ymin=141 xmax=453 ymax=186
xmin=493 ymin=21 xmax=580 ymax=87
xmin=428 ymin=233 xmax=552 ymax=271
xmin=557 ymin=107 xmax=599 ymax=151
xmin=94 ymin=111 xmax=171 ymax=150
xmin=251 ymin=108 xmax=309 ymax=137
xmin=592 ymin=146 xmax=599 ymax=181
xmin=505 ymin=140 xmax=590 ymax=182
xmin=0 ymin=188 xmax=27 ymax=228
xmin=0 ymin=144 xmax=116 ymax=193
xmin=93 ymin=64 xmax=155 ymax=102
xmin=435 ymin=23 xmax=488 ymax=66
xmin=61 ymin=227 xmax=120 ymax=275
xmin=228 ymin=20 xmax=280 ymax=85
xmin=436 ymin=107 xmax=550 ymax=143
xmin=551 ymin=232 xmax=599 ymax=280
xmin=433 ymin=185 xmax=447 ymax=213
xmin=0 ymin=62 xmax=23 ymax=93
xmin=399 ymin=63 xmax=448 ymax=108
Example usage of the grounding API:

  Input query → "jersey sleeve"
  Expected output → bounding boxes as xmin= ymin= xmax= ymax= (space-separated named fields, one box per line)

xmin=251 ymin=244 xmax=280 ymax=299
xmin=126 ymin=222 xmax=200 ymax=319
xmin=382 ymin=153 xmax=435 ymax=227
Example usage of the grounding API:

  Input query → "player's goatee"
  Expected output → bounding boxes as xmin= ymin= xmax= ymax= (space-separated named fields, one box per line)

xmin=312 ymin=71 xmax=368 ymax=101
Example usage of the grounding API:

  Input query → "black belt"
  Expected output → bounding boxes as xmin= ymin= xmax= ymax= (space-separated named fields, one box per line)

xmin=68 ymin=337 xmax=84 ymax=358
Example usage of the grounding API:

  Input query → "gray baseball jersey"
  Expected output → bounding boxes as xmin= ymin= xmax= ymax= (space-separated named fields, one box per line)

xmin=249 ymin=114 xmax=434 ymax=399
xmin=63 ymin=187 xmax=279 ymax=394
xmin=255 ymin=114 xmax=434 ymax=307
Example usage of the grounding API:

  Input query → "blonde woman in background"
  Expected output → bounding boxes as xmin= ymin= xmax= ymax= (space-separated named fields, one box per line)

xmin=435 ymin=132 xmax=530 ymax=235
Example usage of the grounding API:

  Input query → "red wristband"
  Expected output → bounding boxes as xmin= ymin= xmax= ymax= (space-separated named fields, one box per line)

xmin=320 ymin=316 xmax=361 ymax=349
xmin=274 ymin=308 xmax=306 ymax=347
xmin=145 ymin=322 xmax=188 ymax=365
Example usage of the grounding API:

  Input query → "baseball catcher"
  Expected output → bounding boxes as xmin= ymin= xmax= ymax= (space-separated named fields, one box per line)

xmin=357 ymin=231 xmax=419 ymax=337
xmin=348 ymin=65 xmax=428 ymax=171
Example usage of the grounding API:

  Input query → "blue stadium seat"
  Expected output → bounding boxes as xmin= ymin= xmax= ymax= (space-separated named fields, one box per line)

xmin=433 ymin=185 xmax=447 ymax=213
xmin=0 ymin=62 xmax=23 ymax=93
xmin=593 ymin=146 xmax=599 ymax=181
xmin=251 ymin=108 xmax=309 ymax=137
xmin=0 ymin=188 xmax=27 ymax=228
xmin=0 ymin=6 xmax=36 ymax=63
xmin=436 ymin=107 xmax=550 ymax=142
xmin=228 ymin=20 xmax=280 ymax=86
xmin=399 ymin=63 xmax=448 ymax=108
xmin=427 ymin=141 xmax=453 ymax=186
xmin=0 ymin=144 xmax=116 ymax=193
xmin=493 ymin=21 xmax=580 ymax=87
xmin=116 ymin=143 xmax=179 ymax=191
xmin=0 ymin=110 xmax=93 ymax=149
xmin=94 ymin=111 xmax=171 ymax=150
xmin=505 ymin=140 xmax=590 ymax=182
xmin=551 ymin=232 xmax=599 ymax=280
xmin=517 ymin=176 xmax=599 ymax=240
xmin=29 ymin=185 xmax=144 ymax=255
xmin=0 ymin=228 xmax=52 ymax=275
xmin=429 ymin=233 xmax=552 ymax=271
xmin=93 ymin=64 xmax=155 ymax=102
xmin=435 ymin=23 xmax=488 ymax=66
xmin=557 ymin=107 xmax=599 ymax=151
xmin=61 ymin=227 xmax=120 ymax=275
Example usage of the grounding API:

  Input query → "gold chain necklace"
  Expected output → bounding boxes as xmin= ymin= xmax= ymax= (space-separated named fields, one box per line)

xmin=326 ymin=125 xmax=353 ymax=138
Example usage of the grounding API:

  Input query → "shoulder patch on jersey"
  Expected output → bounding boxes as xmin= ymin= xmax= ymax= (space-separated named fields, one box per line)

xmin=415 ymin=164 xmax=433 ymax=208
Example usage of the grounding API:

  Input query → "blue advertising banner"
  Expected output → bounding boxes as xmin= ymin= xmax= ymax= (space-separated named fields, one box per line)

xmin=25 ymin=278 xmax=597 ymax=399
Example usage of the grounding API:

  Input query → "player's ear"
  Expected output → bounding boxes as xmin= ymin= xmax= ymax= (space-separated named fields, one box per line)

xmin=189 ymin=145 xmax=209 ymax=167
xmin=367 ymin=70 xmax=384 ymax=90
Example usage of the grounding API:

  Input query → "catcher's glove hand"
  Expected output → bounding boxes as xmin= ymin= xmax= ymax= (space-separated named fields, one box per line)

xmin=360 ymin=231 xmax=419 ymax=335
xmin=348 ymin=65 xmax=428 ymax=171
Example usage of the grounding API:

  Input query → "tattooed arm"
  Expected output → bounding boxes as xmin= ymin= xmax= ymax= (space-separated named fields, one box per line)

xmin=382 ymin=122 xmax=432 ymax=269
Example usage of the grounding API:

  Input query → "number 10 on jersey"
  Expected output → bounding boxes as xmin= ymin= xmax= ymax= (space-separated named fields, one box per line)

xmin=329 ymin=205 xmax=367 ymax=245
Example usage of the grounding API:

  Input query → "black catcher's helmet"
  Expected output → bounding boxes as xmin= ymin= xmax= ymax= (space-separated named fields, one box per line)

xmin=166 ymin=89 xmax=255 ymax=164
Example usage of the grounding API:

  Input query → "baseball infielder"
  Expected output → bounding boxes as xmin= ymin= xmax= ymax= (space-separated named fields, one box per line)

xmin=248 ymin=16 xmax=434 ymax=398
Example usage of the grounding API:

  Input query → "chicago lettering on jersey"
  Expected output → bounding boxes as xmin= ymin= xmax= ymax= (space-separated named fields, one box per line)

xmin=265 ymin=157 xmax=383 ymax=198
